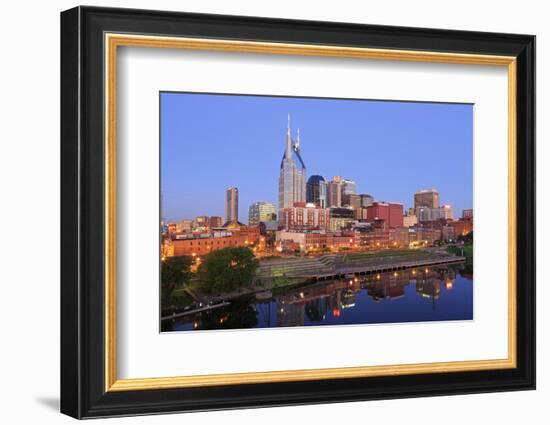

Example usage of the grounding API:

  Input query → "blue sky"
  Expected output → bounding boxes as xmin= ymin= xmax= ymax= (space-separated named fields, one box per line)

xmin=161 ymin=92 xmax=473 ymax=223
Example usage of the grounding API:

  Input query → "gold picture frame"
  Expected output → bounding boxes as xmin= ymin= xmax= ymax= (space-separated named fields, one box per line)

xmin=104 ymin=33 xmax=517 ymax=392
xmin=61 ymin=6 xmax=534 ymax=418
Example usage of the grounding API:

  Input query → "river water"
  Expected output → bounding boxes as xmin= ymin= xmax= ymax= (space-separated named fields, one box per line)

xmin=161 ymin=265 xmax=473 ymax=332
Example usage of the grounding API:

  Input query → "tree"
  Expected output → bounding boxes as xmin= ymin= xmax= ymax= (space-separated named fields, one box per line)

xmin=197 ymin=247 xmax=259 ymax=294
xmin=161 ymin=256 xmax=192 ymax=306
xmin=457 ymin=231 xmax=473 ymax=244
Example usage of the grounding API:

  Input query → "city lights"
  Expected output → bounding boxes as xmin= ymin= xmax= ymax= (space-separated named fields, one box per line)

xmin=160 ymin=101 xmax=474 ymax=333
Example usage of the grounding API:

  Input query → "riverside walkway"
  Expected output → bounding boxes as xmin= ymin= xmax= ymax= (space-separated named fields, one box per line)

xmin=256 ymin=250 xmax=465 ymax=281
xmin=161 ymin=301 xmax=230 ymax=321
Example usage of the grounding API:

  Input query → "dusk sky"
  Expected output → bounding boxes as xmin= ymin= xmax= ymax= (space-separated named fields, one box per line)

xmin=161 ymin=92 xmax=473 ymax=223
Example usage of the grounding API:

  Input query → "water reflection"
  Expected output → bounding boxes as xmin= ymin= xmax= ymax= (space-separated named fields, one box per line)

xmin=162 ymin=266 xmax=473 ymax=332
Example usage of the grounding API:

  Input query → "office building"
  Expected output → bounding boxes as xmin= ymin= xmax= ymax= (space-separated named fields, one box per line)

xmin=432 ymin=204 xmax=454 ymax=220
xmin=279 ymin=201 xmax=330 ymax=231
xmin=306 ymin=175 xmax=327 ymax=208
xmin=403 ymin=214 xmax=418 ymax=227
xmin=417 ymin=205 xmax=453 ymax=222
xmin=342 ymin=193 xmax=361 ymax=210
xmin=329 ymin=207 xmax=355 ymax=231
xmin=327 ymin=176 xmax=342 ymax=207
xmin=248 ymin=202 xmax=277 ymax=226
xmin=278 ymin=115 xmax=306 ymax=225
xmin=462 ymin=209 xmax=474 ymax=219
xmin=225 ymin=187 xmax=239 ymax=223
xmin=341 ymin=178 xmax=357 ymax=196
xmin=360 ymin=194 xmax=374 ymax=208
xmin=365 ymin=202 xmax=404 ymax=228
xmin=414 ymin=189 xmax=439 ymax=209
xmin=209 ymin=216 xmax=223 ymax=228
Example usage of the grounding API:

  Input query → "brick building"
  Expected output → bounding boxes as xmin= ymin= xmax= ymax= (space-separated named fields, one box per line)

xmin=276 ymin=231 xmax=355 ymax=252
xmin=165 ymin=225 xmax=261 ymax=257
xmin=450 ymin=219 xmax=474 ymax=237
xmin=365 ymin=202 xmax=404 ymax=227
xmin=280 ymin=202 xmax=330 ymax=231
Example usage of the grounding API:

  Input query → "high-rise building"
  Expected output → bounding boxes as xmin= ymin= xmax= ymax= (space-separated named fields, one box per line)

xmin=416 ymin=206 xmax=432 ymax=222
xmin=341 ymin=178 xmax=357 ymax=196
xmin=432 ymin=205 xmax=454 ymax=220
xmin=462 ymin=209 xmax=474 ymax=219
xmin=327 ymin=176 xmax=342 ymax=207
xmin=225 ymin=187 xmax=239 ymax=223
xmin=417 ymin=205 xmax=453 ymax=222
xmin=278 ymin=115 xmax=306 ymax=225
xmin=342 ymin=193 xmax=361 ymax=210
xmin=306 ymin=175 xmax=327 ymax=208
xmin=248 ymin=201 xmax=277 ymax=226
xmin=414 ymin=189 xmax=439 ymax=209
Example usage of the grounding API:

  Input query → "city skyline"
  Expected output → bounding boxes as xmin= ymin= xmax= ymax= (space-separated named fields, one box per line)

xmin=161 ymin=92 xmax=473 ymax=222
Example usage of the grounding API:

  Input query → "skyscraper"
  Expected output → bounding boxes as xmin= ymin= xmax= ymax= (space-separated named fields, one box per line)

xmin=306 ymin=175 xmax=327 ymax=208
xmin=225 ymin=187 xmax=239 ymax=223
xmin=342 ymin=193 xmax=361 ymax=210
xmin=341 ymin=178 xmax=357 ymax=196
xmin=278 ymin=115 xmax=306 ymax=225
xmin=414 ymin=189 xmax=439 ymax=209
xmin=327 ymin=176 xmax=342 ymax=207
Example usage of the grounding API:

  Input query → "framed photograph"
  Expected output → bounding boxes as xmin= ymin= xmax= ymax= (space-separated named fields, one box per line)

xmin=60 ymin=6 xmax=535 ymax=419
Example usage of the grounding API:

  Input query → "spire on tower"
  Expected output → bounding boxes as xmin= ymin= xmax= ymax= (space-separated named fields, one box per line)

xmin=287 ymin=113 xmax=291 ymax=133
xmin=295 ymin=128 xmax=301 ymax=152
xmin=285 ymin=113 xmax=292 ymax=159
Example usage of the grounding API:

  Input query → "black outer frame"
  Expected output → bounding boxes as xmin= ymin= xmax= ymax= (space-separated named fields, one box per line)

xmin=60 ymin=6 xmax=535 ymax=419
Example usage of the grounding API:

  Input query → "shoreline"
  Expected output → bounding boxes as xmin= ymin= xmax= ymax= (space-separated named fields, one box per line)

xmin=163 ymin=251 xmax=466 ymax=316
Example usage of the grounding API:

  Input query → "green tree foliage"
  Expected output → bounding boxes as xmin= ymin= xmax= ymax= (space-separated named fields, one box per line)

xmin=458 ymin=231 xmax=473 ymax=244
xmin=161 ymin=256 xmax=192 ymax=306
xmin=198 ymin=247 xmax=259 ymax=294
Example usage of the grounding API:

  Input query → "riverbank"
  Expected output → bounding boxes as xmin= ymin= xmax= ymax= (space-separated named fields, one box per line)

xmin=162 ymin=264 xmax=474 ymax=332
xmin=256 ymin=249 xmax=464 ymax=280
xmin=447 ymin=244 xmax=473 ymax=262
xmin=180 ymin=249 xmax=465 ymax=306
xmin=186 ymin=275 xmax=311 ymax=305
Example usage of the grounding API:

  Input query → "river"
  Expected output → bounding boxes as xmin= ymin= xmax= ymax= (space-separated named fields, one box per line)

xmin=161 ymin=265 xmax=473 ymax=332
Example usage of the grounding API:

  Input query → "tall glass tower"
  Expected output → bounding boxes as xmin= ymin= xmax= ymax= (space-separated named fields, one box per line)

xmin=278 ymin=115 xmax=306 ymax=226
xmin=306 ymin=175 xmax=327 ymax=208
